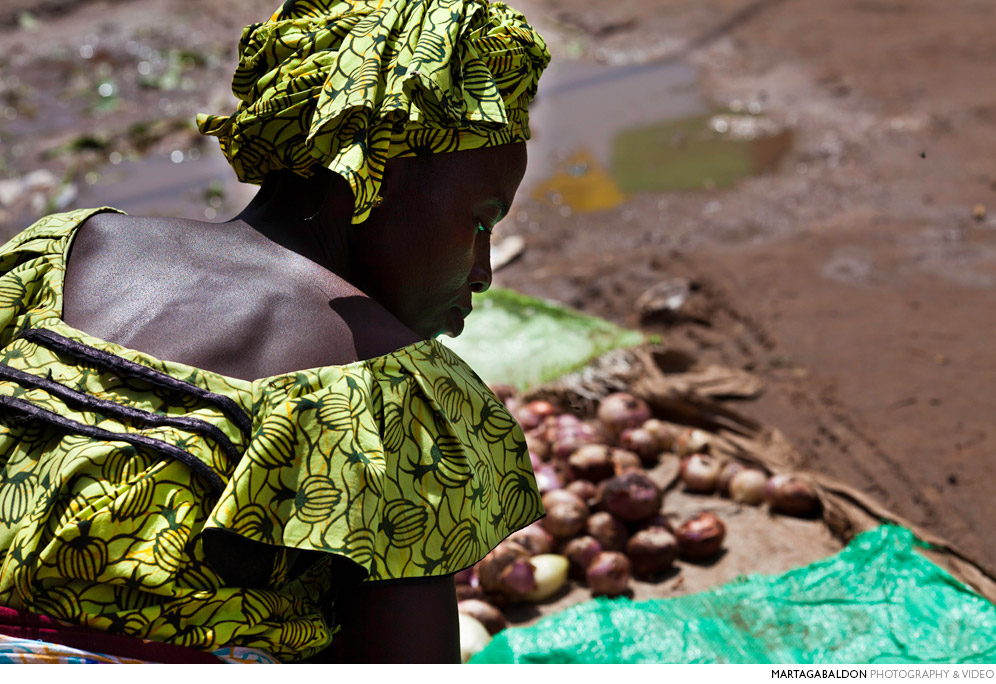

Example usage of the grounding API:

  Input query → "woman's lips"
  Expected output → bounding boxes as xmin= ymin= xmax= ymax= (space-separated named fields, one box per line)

xmin=446 ymin=306 xmax=470 ymax=337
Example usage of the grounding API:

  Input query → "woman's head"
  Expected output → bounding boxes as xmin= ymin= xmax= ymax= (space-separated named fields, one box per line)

xmin=199 ymin=0 xmax=549 ymax=223
xmin=347 ymin=142 xmax=527 ymax=339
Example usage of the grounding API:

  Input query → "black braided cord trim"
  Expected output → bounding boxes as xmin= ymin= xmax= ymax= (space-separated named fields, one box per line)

xmin=0 ymin=394 xmax=226 ymax=493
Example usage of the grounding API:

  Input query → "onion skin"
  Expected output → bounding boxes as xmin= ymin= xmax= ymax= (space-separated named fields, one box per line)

xmin=675 ymin=428 xmax=712 ymax=457
xmin=533 ymin=463 xmax=563 ymax=494
xmin=523 ymin=554 xmax=569 ymax=603
xmin=513 ymin=400 xmax=559 ymax=432
xmin=611 ymin=449 xmax=644 ymax=476
xmin=729 ymin=469 xmax=768 ymax=505
xmin=618 ymin=427 xmax=661 ymax=466
xmin=641 ymin=419 xmax=676 ymax=452
xmin=525 ymin=430 xmax=551 ymax=462
xmin=458 ymin=599 xmax=508 ymax=635
xmin=563 ymin=535 xmax=603 ymax=580
xmin=566 ymin=479 xmax=599 ymax=507
xmin=600 ymin=472 xmax=663 ymax=523
xmin=597 ymin=393 xmax=652 ymax=436
xmin=586 ymin=551 xmax=632 ymax=597
xmin=489 ymin=384 xmax=518 ymax=406
xmin=456 ymin=583 xmax=485 ymax=601
xmin=551 ymin=420 xmax=602 ymax=460
xmin=626 ymin=527 xmax=679 ymax=579
xmin=680 ymin=453 xmax=723 ymax=494
xmin=586 ymin=511 xmax=629 ymax=552
xmin=454 ymin=567 xmax=477 ymax=586
xmin=717 ymin=461 xmax=745 ymax=497
xmin=569 ymin=444 xmax=615 ymax=483
xmin=675 ymin=512 xmax=726 ymax=561
xmin=498 ymin=557 xmax=538 ymax=599
xmin=540 ymin=490 xmax=590 ymax=540
xmin=508 ymin=522 xmax=555 ymax=556
xmin=458 ymin=613 xmax=492 ymax=663
xmin=541 ymin=500 xmax=590 ymax=540
xmin=765 ymin=475 xmax=822 ymax=517
xmin=476 ymin=541 xmax=530 ymax=594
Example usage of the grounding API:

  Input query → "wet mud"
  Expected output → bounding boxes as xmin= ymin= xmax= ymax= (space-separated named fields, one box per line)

xmin=1 ymin=0 xmax=994 ymax=576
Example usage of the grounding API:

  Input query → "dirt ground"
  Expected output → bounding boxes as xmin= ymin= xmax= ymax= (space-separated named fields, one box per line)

xmin=0 ymin=0 xmax=993 ymax=582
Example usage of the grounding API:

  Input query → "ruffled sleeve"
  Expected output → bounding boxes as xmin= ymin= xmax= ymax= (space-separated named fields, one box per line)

xmin=205 ymin=339 xmax=542 ymax=581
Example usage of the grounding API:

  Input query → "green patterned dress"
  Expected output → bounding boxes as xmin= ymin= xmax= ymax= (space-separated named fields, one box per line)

xmin=0 ymin=207 xmax=542 ymax=661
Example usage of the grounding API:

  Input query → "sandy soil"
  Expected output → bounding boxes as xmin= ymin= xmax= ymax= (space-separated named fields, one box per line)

xmin=0 ymin=0 xmax=993 ymax=580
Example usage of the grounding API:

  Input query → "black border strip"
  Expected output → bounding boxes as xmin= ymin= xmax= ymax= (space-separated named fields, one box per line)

xmin=19 ymin=328 xmax=252 ymax=438
xmin=0 ymin=394 xmax=226 ymax=493
xmin=0 ymin=363 xmax=241 ymax=466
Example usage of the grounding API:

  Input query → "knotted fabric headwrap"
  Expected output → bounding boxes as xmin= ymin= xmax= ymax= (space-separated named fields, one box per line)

xmin=197 ymin=0 xmax=550 ymax=223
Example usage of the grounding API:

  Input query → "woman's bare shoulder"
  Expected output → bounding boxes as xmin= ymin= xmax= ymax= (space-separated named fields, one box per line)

xmin=64 ymin=213 xmax=421 ymax=380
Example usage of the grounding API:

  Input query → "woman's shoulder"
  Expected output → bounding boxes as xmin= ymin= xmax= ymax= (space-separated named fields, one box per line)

xmin=61 ymin=210 xmax=422 ymax=381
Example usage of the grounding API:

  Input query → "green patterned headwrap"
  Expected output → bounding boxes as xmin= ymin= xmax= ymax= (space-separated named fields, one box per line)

xmin=197 ymin=0 xmax=550 ymax=223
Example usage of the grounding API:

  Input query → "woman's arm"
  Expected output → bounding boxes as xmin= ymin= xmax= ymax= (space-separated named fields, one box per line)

xmin=308 ymin=574 xmax=461 ymax=664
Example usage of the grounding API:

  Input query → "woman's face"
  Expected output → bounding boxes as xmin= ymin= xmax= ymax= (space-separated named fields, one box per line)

xmin=350 ymin=143 xmax=528 ymax=340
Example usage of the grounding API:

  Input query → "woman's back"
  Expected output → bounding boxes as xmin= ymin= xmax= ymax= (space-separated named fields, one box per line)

xmin=62 ymin=212 xmax=418 ymax=381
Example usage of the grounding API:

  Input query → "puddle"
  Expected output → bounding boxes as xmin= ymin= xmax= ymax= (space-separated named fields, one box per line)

xmin=523 ymin=59 xmax=705 ymax=211
xmin=612 ymin=111 xmax=793 ymax=192
xmin=523 ymin=58 xmax=794 ymax=210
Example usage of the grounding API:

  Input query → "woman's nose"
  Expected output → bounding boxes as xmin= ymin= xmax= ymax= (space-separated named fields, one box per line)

xmin=469 ymin=235 xmax=493 ymax=293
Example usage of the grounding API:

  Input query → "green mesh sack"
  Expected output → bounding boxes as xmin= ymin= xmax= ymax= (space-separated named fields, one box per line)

xmin=472 ymin=526 xmax=996 ymax=664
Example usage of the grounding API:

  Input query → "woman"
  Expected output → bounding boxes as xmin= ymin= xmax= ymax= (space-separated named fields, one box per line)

xmin=0 ymin=0 xmax=549 ymax=663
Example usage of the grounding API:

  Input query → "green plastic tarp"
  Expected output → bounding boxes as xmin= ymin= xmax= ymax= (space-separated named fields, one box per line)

xmin=471 ymin=526 xmax=996 ymax=664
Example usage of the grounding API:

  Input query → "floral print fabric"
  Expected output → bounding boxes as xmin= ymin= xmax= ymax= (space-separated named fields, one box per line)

xmin=196 ymin=0 xmax=550 ymax=223
xmin=0 ymin=208 xmax=542 ymax=661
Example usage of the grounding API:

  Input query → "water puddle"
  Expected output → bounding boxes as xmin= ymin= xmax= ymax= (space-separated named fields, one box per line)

xmin=612 ymin=110 xmax=793 ymax=193
xmin=524 ymin=58 xmax=794 ymax=211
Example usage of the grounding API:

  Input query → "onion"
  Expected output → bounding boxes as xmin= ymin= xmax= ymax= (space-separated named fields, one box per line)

xmin=675 ymin=512 xmax=726 ymax=561
xmin=596 ymin=392 xmax=651 ymax=435
xmin=729 ymin=469 xmax=767 ymax=505
xmin=454 ymin=567 xmax=477 ymax=586
xmin=563 ymin=536 xmax=603 ymax=579
xmin=586 ymin=551 xmax=632 ymax=597
xmin=641 ymin=418 xmax=676 ymax=452
xmin=765 ymin=474 xmax=821 ymax=517
xmin=717 ymin=461 xmax=745 ymax=497
xmin=541 ymin=413 xmax=580 ymax=442
xmin=456 ymin=583 xmax=485 ymax=601
xmin=540 ymin=490 xmax=589 ymax=540
xmin=457 ymin=599 xmax=507 ymax=635
xmin=611 ymin=448 xmax=643 ymax=475
xmin=507 ymin=522 xmax=555 ymax=556
xmin=476 ymin=541 xmax=530 ymax=594
xmin=600 ymin=472 xmax=663 ymax=523
xmin=459 ymin=613 xmax=492 ymax=663
xmin=618 ymin=427 xmax=661 ymax=466
xmin=585 ymin=511 xmax=629 ymax=552
xmin=522 ymin=554 xmax=569 ymax=603
xmin=680 ymin=453 xmax=723 ymax=494
xmin=565 ymin=479 xmax=598 ymax=507
xmin=489 ymin=384 xmax=518 ymax=406
xmin=626 ymin=527 xmax=679 ymax=579
xmin=675 ymin=428 xmax=712 ymax=457
xmin=533 ymin=463 xmax=563 ymax=493
xmin=568 ymin=444 xmax=615 ymax=483
xmin=525 ymin=430 xmax=551 ymax=461
xmin=527 ymin=399 xmax=559 ymax=420
xmin=497 ymin=556 xmax=537 ymax=599
xmin=551 ymin=420 xmax=602 ymax=460
xmin=542 ymin=489 xmax=585 ymax=509
xmin=513 ymin=400 xmax=559 ymax=432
